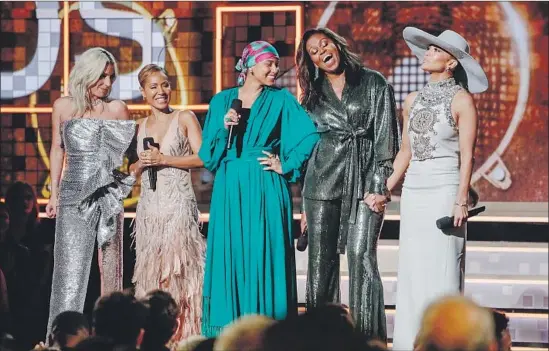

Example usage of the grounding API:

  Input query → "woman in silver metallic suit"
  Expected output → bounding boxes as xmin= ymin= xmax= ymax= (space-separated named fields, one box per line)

xmin=296 ymin=27 xmax=400 ymax=342
xmin=45 ymin=47 xmax=135 ymax=337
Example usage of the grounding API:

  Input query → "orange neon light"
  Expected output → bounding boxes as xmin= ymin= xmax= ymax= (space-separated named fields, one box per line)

xmin=0 ymin=105 xmax=209 ymax=114
xmin=63 ymin=1 xmax=69 ymax=96
xmin=1 ymin=107 xmax=53 ymax=113
xmin=127 ymin=104 xmax=209 ymax=111
xmin=215 ymin=5 xmax=304 ymax=96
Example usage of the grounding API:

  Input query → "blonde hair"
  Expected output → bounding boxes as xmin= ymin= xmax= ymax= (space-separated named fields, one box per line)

xmin=415 ymin=295 xmax=495 ymax=351
xmin=138 ymin=63 xmax=168 ymax=88
xmin=214 ymin=315 xmax=275 ymax=351
xmin=68 ymin=47 xmax=118 ymax=116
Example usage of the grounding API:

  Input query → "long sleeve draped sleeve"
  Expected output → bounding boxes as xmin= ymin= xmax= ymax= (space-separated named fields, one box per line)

xmin=280 ymin=90 xmax=320 ymax=183
xmin=198 ymin=94 xmax=230 ymax=173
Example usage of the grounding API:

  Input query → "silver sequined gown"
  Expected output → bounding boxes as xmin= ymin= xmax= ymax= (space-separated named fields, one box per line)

xmin=392 ymin=78 xmax=466 ymax=349
xmin=47 ymin=118 xmax=136 ymax=336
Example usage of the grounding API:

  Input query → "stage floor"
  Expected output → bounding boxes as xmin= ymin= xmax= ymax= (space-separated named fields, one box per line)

xmin=295 ymin=240 xmax=548 ymax=348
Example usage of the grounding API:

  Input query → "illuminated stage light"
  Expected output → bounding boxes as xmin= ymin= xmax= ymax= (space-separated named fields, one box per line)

xmin=127 ymin=104 xmax=209 ymax=112
xmin=33 ymin=210 xmax=548 ymax=223
xmin=214 ymin=4 xmax=303 ymax=97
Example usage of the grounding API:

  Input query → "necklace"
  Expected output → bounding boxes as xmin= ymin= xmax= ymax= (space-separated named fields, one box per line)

xmin=91 ymin=99 xmax=103 ymax=106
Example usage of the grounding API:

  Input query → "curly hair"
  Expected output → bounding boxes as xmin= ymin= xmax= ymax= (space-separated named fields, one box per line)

xmin=296 ymin=27 xmax=363 ymax=110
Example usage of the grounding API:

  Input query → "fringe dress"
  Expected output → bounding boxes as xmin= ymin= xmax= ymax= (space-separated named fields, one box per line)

xmin=133 ymin=116 xmax=205 ymax=339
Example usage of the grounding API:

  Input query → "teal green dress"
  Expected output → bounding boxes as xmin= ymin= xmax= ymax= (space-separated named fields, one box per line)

xmin=198 ymin=86 xmax=319 ymax=336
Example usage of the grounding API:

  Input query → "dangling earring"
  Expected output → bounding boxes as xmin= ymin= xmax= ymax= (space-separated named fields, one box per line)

xmin=314 ymin=66 xmax=319 ymax=80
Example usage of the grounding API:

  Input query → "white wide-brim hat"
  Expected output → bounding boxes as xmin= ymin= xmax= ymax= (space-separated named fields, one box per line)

xmin=403 ymin=27 xmax=489 ymax=94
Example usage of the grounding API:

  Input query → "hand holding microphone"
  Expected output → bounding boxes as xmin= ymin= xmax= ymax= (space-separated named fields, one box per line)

xmin=225 ymin=99 xmax=242 ymax=149
xmin=142 ymin=137 xmax=160 ymax=191
xmin=436 ymin=206 xmax=486 ymax=229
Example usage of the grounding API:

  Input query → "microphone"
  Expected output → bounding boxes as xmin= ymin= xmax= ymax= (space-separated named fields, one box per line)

xmin=436 ymin=206 xmax=486 ymax=229
xmin=226 ymin=99 xmax=243 ymax=149
xmin=296 ymin=229 xmax=308 ymax=252
xmin=143 ymin=137 xmax=160 ymax=191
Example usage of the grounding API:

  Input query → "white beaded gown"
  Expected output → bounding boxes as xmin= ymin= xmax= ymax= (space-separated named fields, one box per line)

xmin=392 ymin=78 xmax=467 ymax=349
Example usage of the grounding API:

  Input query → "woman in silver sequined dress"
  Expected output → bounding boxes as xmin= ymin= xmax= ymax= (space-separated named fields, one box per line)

xmin=385 ymin=28 xmax=488 ymax=349
xmin=45 ymin=47 xmax=136 ymax=337
xmin=128 ymin=64 xmax=205 ymax=341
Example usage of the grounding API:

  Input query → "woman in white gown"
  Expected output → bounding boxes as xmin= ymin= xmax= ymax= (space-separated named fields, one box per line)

xmin=383 ymin=27 xmax=488 ymax=349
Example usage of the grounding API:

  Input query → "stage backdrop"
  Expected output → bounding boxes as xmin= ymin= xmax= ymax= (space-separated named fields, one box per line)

xmin=1 ymin=1 xmax=547 ymax=208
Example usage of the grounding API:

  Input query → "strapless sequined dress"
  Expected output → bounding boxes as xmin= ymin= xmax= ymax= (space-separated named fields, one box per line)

xmin=47 ymin=118 xmax=136 ymax=336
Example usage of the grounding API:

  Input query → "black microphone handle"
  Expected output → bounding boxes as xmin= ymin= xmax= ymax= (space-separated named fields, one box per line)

xmin=436 ymin=206 xmax=486 ymax=229
xmin=148 ymin=167 xmax=156 ymax=191
xmin=436 ymin=216 xmax=456 ymax=230
xmin=226 ymin=99 xmax=242 ymax=150
xmin=296 ymin=229 xmax=308 ymax=252
xmin=142 ymin=137 xmax=159 ymax=191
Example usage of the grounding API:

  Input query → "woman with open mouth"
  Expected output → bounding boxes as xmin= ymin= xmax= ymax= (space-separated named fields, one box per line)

xmin=296 ymin=27 xmax=401 ymax=343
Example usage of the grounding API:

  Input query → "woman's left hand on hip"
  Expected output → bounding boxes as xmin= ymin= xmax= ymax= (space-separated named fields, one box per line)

xmin=258 ymin=151 xmax=282 ymax=174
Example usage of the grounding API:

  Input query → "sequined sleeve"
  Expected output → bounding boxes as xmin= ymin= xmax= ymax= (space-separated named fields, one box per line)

xmin=369 ymin=84 xmax=401 ymax=194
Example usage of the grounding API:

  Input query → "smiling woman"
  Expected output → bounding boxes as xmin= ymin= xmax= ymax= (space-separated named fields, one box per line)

xmin=198 ymin=40 xmax=319 ymax=336
xmin=296 ymin=27 xmax=401 ymax=343
xmin=128 ymin=63 xmax=206 ymax=342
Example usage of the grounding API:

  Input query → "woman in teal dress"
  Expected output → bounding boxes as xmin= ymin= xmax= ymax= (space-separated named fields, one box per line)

xmin=198 ymin=41 xmax=319 ymax=336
